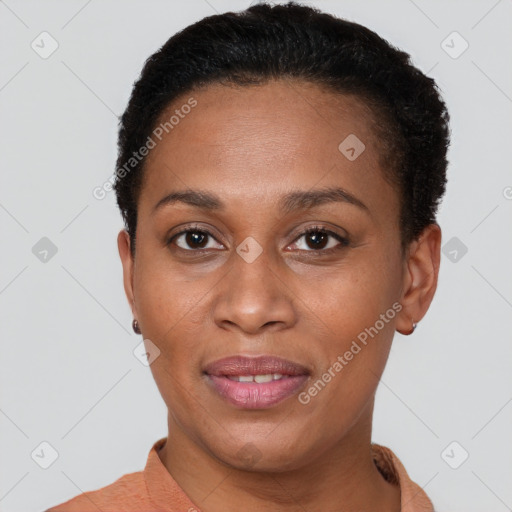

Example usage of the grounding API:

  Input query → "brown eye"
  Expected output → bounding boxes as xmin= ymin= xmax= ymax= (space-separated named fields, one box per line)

xmin=168 ymin=228 xmax=224 ymax=251
xmin=183 ymin=231 xmax=208 ymax=249
xmin=304 ymin=230 xmax=328 ymax=250
xmin=290 ymin=227 xmax=349 ymax=253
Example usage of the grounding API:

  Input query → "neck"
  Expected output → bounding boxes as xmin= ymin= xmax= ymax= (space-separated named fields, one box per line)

xmin=158 ymin=400 xmax=400 ymax=512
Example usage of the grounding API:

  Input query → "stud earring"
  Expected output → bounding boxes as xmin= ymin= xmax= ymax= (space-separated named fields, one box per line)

xmin=132 ymin=319 xmax=141 ymax=334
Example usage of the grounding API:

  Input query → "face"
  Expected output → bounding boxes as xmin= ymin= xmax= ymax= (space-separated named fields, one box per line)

xmin=118 ymin=79 xmax=440 ymax=471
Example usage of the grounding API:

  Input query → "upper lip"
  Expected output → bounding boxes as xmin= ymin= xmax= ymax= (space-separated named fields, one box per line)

xmin=203 ymin=355 xmax=310 ymax=377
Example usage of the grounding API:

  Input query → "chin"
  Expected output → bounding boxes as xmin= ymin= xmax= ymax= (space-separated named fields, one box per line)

xmin=210 ymin=432 xmax=310 ymax=473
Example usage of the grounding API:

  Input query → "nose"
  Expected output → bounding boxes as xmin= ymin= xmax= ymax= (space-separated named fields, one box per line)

xmin=212 ymin=246 xmax=297 ymax=335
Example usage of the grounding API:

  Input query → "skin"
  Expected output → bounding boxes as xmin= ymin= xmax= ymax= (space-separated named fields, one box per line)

xmin=118 ymin=79 xmax=441 ymax=512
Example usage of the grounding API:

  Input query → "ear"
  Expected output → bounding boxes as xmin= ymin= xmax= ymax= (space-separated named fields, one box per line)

xmin=117 ymin=229 xmax=137 ymax=318
xmin=396 ymin=223 xmax=441 ymax=335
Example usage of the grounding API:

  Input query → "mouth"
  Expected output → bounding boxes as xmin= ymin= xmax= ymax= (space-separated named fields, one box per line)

xmin=203 ymin=355 xmax=310 ymax=409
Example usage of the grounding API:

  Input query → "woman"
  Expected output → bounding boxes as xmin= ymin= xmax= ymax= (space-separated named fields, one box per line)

xmin=47 ymin=2 xmax=449 ymax=511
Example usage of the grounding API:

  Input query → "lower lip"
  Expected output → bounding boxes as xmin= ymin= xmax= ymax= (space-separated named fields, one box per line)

xmin=206 ymin=375 xmax=309 ymax=409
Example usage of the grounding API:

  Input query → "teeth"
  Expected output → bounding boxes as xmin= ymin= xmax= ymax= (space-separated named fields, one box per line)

xmin=226 ymin=373 xmax=286 ymax=383
xmin=254 ymin=374 xmax=273 ymax=383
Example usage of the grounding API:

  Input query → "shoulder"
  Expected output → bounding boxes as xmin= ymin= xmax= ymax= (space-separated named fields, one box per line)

xmin=45 ymin=470 xmax=151 ymax=512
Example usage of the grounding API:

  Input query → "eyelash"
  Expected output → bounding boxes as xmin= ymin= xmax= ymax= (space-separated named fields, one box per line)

xmin=167 ymin=224 xmax=349 ymax=255
xmin=298 ymin=226 xmax=350 ymax=252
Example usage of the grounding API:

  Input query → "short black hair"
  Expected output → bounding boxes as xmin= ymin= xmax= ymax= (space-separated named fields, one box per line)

xmin=114 ymin=1 xmax=450 ymax=257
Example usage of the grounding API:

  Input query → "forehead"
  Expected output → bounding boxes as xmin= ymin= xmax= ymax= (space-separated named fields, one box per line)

xmin=139 ymin=79 xmax=398 ymax=218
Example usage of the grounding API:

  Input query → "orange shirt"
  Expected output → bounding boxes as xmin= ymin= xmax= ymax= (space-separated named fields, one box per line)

xmin=46 ymin=438 xmax=434 ymax=511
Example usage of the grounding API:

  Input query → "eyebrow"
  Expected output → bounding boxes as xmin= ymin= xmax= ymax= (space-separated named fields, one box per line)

xmin=152 ymin=186 xmax=369 ymax=215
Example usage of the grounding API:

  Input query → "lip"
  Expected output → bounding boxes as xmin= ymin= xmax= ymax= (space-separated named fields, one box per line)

xmin=203 ymin=355 xmax=310 ymax=409
xmin=203 ymin=355 xmax=310 ymax=377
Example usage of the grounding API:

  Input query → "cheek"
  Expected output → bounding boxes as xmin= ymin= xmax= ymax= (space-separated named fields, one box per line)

xmin=133 ymin=254 xmax=219 ymax=406
xmin=305 ymin=254 xmax=400 ymax=341
xmin=297 ymin=253 xmax=400 ymax=404
xmin=134 ymin=252 xmax=211 ymax=341
xmin=137 ymin=267 xmax=210 ymax=422
xmin=297 ymin=302 xmax=396 ymax=442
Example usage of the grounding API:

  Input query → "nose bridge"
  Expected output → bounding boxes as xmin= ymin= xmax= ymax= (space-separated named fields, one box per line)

xmin=212 ymin=237 xmax=296 ymax=333
xmin=233 ymin=239 xmax=275 ymax=295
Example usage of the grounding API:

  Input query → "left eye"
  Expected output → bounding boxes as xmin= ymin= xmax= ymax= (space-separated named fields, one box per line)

xmin=290 ymin=228 xmax=348 ymax=252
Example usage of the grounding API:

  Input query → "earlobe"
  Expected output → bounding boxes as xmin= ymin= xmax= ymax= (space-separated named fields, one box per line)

xmin=117 ymin=229 xmax=137 ymax=317
xmin=397 ymin=320 xmax=418 ymax=336
xmin=396 ymin=224 xmax=441 ymax=335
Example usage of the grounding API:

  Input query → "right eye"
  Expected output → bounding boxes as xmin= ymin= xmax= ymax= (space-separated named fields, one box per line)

xmin=167 ymin=226 xmax=224 ymax=252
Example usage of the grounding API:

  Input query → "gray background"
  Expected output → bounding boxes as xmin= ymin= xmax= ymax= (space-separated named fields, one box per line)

xmin=1 ymin=1 xmax=511 ymax=511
